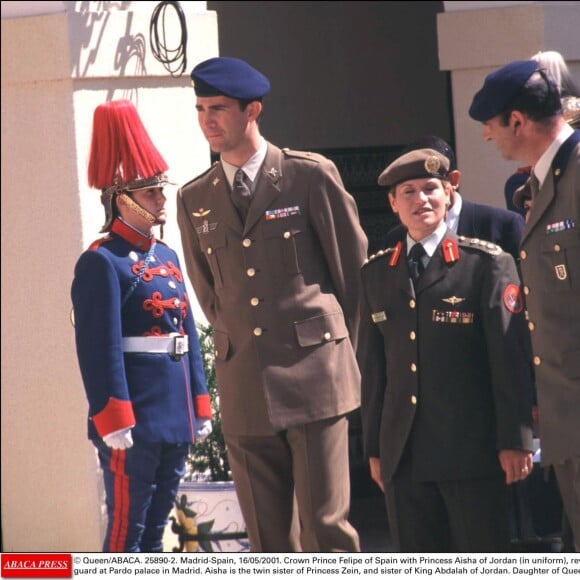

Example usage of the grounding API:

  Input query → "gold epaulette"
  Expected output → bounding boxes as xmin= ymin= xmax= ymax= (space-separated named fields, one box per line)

xmin=363 ymin=247 xmax=396 ymax=266
xmin=457 ymin=236 xmax=502 ymax=255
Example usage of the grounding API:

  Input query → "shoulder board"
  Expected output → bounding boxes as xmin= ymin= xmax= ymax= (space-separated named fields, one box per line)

xmin=457 ymin=236 xmax=502 ymax=256
xmin=180 ymin=161 xmax=220 ymax=189
xmin=87 ymin=235 xmax=112 ymax=251
xmin=362 ymin=246 xmax=396 ymax=266
xmin=281 ymin=148 xmax=323 ymax=163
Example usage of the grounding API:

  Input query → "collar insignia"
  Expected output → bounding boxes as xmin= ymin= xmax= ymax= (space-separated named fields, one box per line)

xmin=389 ymin=241 xmax=403 ymax=266
xmin=442 ymin=238 xmax=459 ymax=263
xmin=442 ymin=296 xmax=465 ymax=306
xmin=266 ymin=167 xmax=280 ymax=179
xmin=192 ymin=208 xmax=211 ymax=218
xmin=212 ymin=177 xmax=220 ymax=186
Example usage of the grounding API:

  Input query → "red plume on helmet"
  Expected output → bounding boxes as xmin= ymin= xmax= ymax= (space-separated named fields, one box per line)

xmin=88 ymin=100 xmax=169 ymax=231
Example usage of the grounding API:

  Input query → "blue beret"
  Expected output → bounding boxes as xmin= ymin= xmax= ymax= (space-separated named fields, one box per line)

xmin=191 ymin=57 xmax=271 ymax=100
xmin=469 ymin=60 xmax=539 ymax=122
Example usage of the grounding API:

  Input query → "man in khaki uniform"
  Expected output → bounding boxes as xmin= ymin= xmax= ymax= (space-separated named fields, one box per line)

xmin=470 ymin=59 xmax=580 ymax=550
xmin=177 ymin=57 xmax=367 ymax=552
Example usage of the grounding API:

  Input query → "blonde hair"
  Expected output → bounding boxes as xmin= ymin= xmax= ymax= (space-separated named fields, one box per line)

xmin=531 ymin=50 xmax=578 ymax=97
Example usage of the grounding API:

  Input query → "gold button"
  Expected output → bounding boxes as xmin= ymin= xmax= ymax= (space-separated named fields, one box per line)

xmin=247 ymin=268 xmax=256 ymax=277
xmin=533 ymin=356 xmax=541 ymax=366
xmin=214 ymin=349 xmax=219 ymax=357
xmin=523 ymin=286 xmax=530 ymax=295
xmin=207 ymin=247 xmax=213 ymax=255
xmin=254 ymin=327 xmax=263 ymax=337
xmin=323 ymin=331 xmax=331 ymax=341
xmin=242 ymin=238 xmax=252 ymax=248
xmin=283 ymin=231 xmax=291 ymax=239
xmin=528 ymin=321 xmax=535 ymax=332
xmin=554 ymin=244 xmax=561 ymax=252
xmin=409 ymin=331 xmax=416 ymax=341
xmin=410 ymin=363 xmax=417 ymax=373
xmin=520 ymin=250 xmax=527 ymax=260
xmin=250 ymin=297 xmax=260 ymax=306
xmin=409 ymin=299 xmax=416 ymax=309
xmin=411 ymin=395 xmax=417 ymax=405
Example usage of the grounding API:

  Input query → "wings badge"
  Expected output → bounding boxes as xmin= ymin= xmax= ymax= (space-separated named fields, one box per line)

xmin=441 ymin=296 xmax=465 ymax=306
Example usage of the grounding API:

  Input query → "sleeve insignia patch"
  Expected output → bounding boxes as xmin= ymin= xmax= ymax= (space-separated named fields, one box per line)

xmin=503 ymin=283 xmax=523 ymax=314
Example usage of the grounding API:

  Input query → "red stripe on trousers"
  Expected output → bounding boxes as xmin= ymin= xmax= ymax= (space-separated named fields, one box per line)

xmin=108 ymin=449 xmax=130 ymax=551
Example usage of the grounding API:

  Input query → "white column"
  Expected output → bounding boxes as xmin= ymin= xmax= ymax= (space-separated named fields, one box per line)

xmin=1 ymin=1 xmax=216 ymax=551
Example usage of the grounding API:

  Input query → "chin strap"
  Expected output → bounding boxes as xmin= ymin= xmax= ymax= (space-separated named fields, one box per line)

xmin=118 ymin=193 xmax=156 ymax=224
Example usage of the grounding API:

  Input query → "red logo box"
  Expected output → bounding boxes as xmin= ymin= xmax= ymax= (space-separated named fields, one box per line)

xmin=1 ymin=554 xmax=72 ymax=578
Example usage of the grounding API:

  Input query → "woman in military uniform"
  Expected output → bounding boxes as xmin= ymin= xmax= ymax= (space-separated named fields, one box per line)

xmin=359 ymin=147 xmax=535 ymax=552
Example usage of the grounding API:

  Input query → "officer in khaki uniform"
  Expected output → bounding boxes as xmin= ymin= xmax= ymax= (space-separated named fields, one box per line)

xmin=470 ymin=59 xmax=580 ymax=550
xmin=359 ymin=148 xmax=534 ymax=552
xmin=177 ymin=57 xmax=367 ymax=552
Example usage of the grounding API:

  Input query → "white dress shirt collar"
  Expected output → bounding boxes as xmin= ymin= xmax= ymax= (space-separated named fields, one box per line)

xmin=407 ymin=221 xmax=448 ymax=258
xmin=534 ymin=124 xmax=573 ymax=187
xmin=446 ymin=191 xmax=462 ymax=233
xmin=222 ymin=137 xmax=268 ymax=190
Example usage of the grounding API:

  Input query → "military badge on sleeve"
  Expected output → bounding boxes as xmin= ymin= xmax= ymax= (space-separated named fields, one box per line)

xmin=503 ymin=284 xmax=523 ymax=314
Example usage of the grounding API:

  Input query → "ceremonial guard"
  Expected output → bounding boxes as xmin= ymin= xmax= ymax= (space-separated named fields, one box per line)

xmin=71 ymin=100 xmax=211 ymax=552
xmin=359 ymin=148 xmax=534 ymax=552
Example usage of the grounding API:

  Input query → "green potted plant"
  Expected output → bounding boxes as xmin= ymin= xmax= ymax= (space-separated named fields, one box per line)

xmin=165 ymin=323 xmax=248 ymax=552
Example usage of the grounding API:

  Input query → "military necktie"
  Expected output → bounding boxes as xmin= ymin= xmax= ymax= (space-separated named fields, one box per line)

xmin=408 ymin=243 xmax=427 ymax=283
xmin=232 ymin=168 xmax=252 ymax=221
xmin=529 ymin=171 xmax=540 ymax=200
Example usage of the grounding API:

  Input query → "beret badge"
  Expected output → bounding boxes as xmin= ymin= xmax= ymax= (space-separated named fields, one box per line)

xmin=424 ymin=156 xmax=441 ymax=174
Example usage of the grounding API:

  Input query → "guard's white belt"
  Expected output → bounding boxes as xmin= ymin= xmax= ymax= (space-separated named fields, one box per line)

xmin=123 ymin=334 xmax=189 ymax=356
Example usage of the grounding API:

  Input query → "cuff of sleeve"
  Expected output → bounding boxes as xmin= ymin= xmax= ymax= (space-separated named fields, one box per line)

xmin=92 ymin=397 xmax=136 ymax=438
xmin=194 ymin=394 xmax=212 ymax=419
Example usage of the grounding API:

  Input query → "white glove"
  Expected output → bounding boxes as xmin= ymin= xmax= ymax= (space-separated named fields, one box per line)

xmin=103 ymin=427 xmax=134 ymax=450
xmin=195 ymin=419 xmax=212 ymax=442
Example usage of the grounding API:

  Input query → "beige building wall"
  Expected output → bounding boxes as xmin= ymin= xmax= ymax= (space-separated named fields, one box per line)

xmin=439 ymin=2 xmax=580 ymax=207
xmin=1 ymin=1 xmax=216 ymax=551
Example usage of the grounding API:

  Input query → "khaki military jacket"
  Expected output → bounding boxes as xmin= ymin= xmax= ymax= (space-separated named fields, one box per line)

xmin=519 ymin=131 xmax=580 ymax=466
xmin=177 ymin=143 xmax=368 ymax=435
